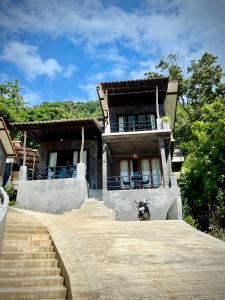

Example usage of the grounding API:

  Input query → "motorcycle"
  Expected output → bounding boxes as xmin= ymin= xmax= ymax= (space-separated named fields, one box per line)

xmin=135 ymin=201 xmax=150 ymax=221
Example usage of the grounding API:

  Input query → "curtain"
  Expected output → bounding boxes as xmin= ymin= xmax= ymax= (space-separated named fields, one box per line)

xmin=48 ymin=152 xmax=57 ymax=168
xmin=151 ymin=158 xmax=161 ymax=187
xmin=147 ymin=114 xmax=156 ymax=130
xmin=48 ymin=152 xmax=57 ymax=179
xmin=141 ymin=159 xmax=150 ymax=185
xmin=118 ymin=116 xmax=125 ymax=132
xmin=120 ymin=160 xmax=129 ymax=187
xmin=73 ymin=151 xmax=79 ymax=166
xmin=82 ymin=150 xmax=87 ymax=166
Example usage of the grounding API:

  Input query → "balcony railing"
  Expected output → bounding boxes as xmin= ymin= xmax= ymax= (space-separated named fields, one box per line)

xmin=107 ymin=174 xmax=164 ymax=190
xmin=27 ymin=165 xmax=77 ymax=180
xmin=110 ymin=120 xmax=157 ymax=133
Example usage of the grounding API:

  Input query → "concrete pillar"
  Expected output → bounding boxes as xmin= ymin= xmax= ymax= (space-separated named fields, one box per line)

xmin=19 ymin=166 xmax=27 ymax=181
xmin=77 ymin=163 xmax=86 ymax=180
xmin=102 ymin=143 xmax=107 ymax=192
xmin=167 ymin=152 xmax=173 ymax=183
xmin=159 ymin=139 xmax=169 ymax=187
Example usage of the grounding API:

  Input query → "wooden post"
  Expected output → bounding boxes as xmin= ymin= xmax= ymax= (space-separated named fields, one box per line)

xmin=80 ymin=126 xmax=84 ymax=163
xmin=32 ymin=150 xmax=36 ymax=180
xmin=23 ymin=131 xmax=27 ymax=166
xmin=156 ymin=85 xmax=159 ymax=119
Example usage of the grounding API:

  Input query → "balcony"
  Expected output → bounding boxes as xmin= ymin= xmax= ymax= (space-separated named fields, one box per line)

xmin=110 ymin=119 xmax=157 ymax=133
xmin=107 ymin=174 xmax=164 ymax=190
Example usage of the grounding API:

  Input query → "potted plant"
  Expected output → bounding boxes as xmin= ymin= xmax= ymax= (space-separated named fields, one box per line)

xmin=161 ymin=115 xmax=171 ymax=129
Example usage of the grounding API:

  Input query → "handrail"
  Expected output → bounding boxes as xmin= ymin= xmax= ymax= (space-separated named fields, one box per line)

xmin=27 ymin=165 xmax=77 ymax=180
xmin=107 ymin=174 xmax=163 ymax=190
xmin=0 ymin=187 xmax=9 ymax=251
xmin=110 ymin=120 xmax=157 ymax=132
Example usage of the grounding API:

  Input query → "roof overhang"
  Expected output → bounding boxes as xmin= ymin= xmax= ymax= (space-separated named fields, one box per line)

xmin=0 ymin=117 xmax=16 ymax=156
xmin=11 ymin=119 xmax=102 ymax=142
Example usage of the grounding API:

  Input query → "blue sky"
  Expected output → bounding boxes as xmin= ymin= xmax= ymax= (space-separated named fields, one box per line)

xmin=0 ymin=0 xmax=225 ymax=106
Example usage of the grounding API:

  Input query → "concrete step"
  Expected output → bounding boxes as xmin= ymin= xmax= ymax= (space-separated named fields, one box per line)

xmin=2 ymin=245 xmax=54 ymax=252
xmin=0 ymin=275 xmax=64 ymax=288
xmin=6 ymin=225 xmax=46 ymax=230
xmin=4 ymin=234 xmax=51 ymax=241
xmin=3 ymin=239 xmax=52 ymax=247
xmin=0 ymin=259 xmax=58 ymax=268
xmin=0 ymin=267 xmax=61 ymax=277
xmin=0 ymin=252 xmax=56 ymax=260
xmin=5 ymin=228 xmax=49 ymax=234
xmin=0 ymin=285 xmax=66 ymax=299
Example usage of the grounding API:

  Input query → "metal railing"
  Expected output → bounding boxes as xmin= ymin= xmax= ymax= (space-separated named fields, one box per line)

xmin=110 ymin=120 xmax=157 ymax=133
xmin=27 ymin=165 xmax=77 ymax=180
xmin=107 ymin=174 xmax=164 ymax=190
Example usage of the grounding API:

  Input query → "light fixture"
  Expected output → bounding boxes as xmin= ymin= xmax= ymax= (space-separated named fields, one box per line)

xmin=132 ymin=152 xmax=138 ymax=159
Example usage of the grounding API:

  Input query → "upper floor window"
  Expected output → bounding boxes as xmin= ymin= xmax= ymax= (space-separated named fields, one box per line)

xmin=117 ymin=114 xmax=156 ymax=132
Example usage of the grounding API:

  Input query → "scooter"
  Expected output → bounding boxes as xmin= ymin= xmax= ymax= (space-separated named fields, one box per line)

xmin=135 ymin=201 xmax=150 ymax=221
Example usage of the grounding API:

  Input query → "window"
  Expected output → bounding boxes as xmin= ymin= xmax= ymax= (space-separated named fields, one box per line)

xmin=117 ymin=114 xmax=156 ymax=132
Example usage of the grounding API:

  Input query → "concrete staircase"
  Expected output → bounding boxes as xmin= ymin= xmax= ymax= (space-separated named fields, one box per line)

xmin=0 ymin=210 xmax=67 ymax=300
xmin=64 ymin=198 xmax=116 ymax=220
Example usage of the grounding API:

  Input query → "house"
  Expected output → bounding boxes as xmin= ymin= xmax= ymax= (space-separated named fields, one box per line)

xmin=12 ymin=77 xmax=182 ymax=220
xmin=12 ymin=119 xmax=102 ymax=213
xmin=97 ymin=77 xmax=182 ymax=220
xmin=0 ymin=118 xmax=16 ymax=186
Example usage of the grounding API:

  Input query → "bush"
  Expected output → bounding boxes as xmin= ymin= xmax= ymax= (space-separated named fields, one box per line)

xmin=4 ymin=184 xmax=17 ymax=202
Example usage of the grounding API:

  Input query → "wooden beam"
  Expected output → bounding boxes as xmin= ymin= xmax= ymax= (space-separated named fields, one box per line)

xmin=22 ymin=131 xmax=27 ymax=166
xmin=80 ymin=126 xmax=84 ymax=163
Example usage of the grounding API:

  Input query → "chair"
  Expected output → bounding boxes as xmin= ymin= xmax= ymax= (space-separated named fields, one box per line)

xmin=122 ymin=177 xmax=131 ymax=189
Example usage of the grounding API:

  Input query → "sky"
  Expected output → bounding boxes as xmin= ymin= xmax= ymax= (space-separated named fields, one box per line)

xmin=0 ymin=0 xmax=225 ymax=106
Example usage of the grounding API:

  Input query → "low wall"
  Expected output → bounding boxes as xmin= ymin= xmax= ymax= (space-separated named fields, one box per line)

xmin=0 ymin=187 xmax=9 ymax=251
xmin=16 ymin=178 xmax=88 ymax=214
xmin=104 ymin=186 xmax=182 ymax=221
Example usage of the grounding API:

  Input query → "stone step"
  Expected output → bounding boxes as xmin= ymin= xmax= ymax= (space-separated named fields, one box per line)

xmin=0 ymin=267 xmax=61 ymax=277
xmin=0 ymin=285 xmax=66 ymax=299
xmin=0 ymin=252 xmax=56 ymax=260
xmin=0 ymin=275 xmax=64 ymax=288
xmin=0 ymin=259 xmax=58 ymax=268
xmin=3 ymin=239 xmax=52 ymax=247
xmin=5 ymin=228 xmax=49 ymax=234
xmin=2 ymin=245 xmax=54 ymax=253
xmin=4 ymin=234 xmax=51 ymax=241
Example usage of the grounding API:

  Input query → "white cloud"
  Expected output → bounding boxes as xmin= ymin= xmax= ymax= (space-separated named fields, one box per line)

xmin=21 ymin=87 xmax=42 ymax=106
xmin=0 ymin=41 xmax=62 ymax=80
xmin=63 ymin=64 xmax=77 ymax=78
xmin=79 ymin=83 xmax=98 ymax=100
xmin=0 ymin=0 xmax=225 ymax=67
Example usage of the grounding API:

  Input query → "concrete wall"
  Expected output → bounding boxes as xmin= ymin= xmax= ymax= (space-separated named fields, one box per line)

xmin=16 ymin=177 xmax=88 ymax=214
xmin=103 ymin=186 xmax=182 ymax=221
xmin=39 ymin=139 xmax=98 ymax=189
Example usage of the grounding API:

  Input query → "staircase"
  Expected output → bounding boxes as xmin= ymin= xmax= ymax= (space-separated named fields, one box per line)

xmin=64 ymin=198 xmax=116 ymax=220
xmin=0 ymin=210 xmax=67 ymax=300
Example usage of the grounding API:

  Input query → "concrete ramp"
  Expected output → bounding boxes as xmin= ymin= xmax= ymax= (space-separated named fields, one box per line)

xmin=5 ymin=208 xmax=225 ymax=300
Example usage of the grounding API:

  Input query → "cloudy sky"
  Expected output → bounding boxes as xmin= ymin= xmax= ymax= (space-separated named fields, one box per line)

xmin=0 ymin=0 xmax=225 ymax=105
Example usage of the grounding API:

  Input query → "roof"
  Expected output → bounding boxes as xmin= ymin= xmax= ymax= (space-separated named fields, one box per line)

xmin=0 ymin=117 xmax=16 ymax=156
xmin=11 ymin=118 xmax=102 ymax=142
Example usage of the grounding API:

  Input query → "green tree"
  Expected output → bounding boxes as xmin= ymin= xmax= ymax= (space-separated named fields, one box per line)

xmin=0 ymin=80 xmax=25 ymax=123
xmin=181 ymin=99 xmax=225 ymax=231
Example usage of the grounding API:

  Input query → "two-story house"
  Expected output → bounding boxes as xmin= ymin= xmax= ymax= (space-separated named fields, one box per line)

xmin=97 ymin=78 xmax=182 ymax=220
